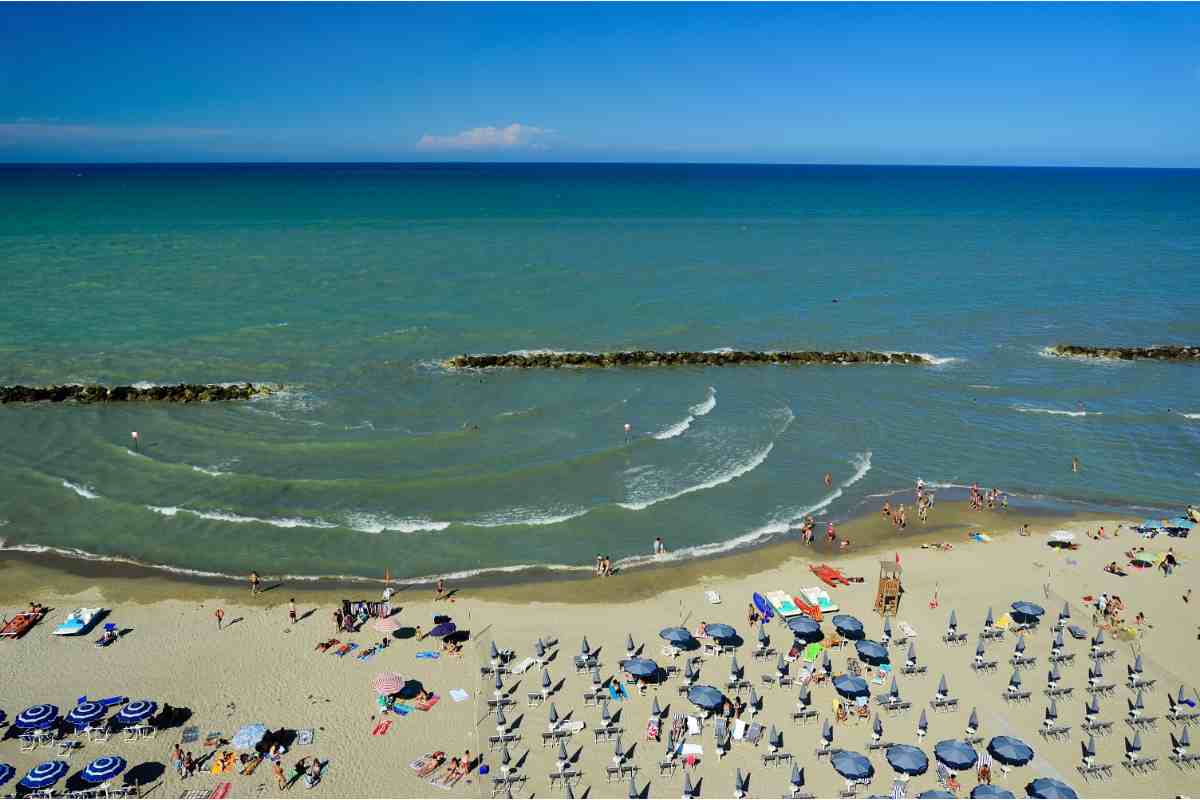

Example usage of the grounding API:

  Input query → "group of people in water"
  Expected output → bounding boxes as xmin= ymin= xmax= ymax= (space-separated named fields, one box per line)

xmin=968 ymin=482 xmax=1008 ymax=512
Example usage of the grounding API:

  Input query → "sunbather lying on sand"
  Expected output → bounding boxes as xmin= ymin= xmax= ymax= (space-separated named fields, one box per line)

xmin=1104 ymin=562 xmax=1127 ymax=577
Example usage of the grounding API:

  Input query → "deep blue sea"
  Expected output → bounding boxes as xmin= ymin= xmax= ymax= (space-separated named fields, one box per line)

xmin=1 ymin=163 xmax=1197 ymax=582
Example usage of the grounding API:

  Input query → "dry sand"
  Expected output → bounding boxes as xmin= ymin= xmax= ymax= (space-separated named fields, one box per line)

xmin=1 ymin=506 xmax=1196 ymax=799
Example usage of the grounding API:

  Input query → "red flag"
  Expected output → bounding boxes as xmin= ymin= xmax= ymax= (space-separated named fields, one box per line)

xmin=895 ymin=551 xmax=901 ymax=565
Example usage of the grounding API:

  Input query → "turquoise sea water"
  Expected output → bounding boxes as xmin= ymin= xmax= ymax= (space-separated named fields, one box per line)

xmin=1 ymin=164 xmax=1197 ymax=582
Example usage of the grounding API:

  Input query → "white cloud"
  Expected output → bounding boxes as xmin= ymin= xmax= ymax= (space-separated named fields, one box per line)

xmin=415 ymin=123 xmax=553 ymax=151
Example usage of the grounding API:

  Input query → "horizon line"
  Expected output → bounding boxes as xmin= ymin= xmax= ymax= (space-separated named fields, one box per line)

xmin=1 ymin=160 xmax=1197 ymax=171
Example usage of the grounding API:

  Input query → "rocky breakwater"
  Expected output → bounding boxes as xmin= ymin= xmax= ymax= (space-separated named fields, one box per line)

xmin=1047 ymin=344 xmax=1200 ymax=361
xmin=0 ymin=382 xmax=274 ymax=404
xmin=444 ymin=350 xmax=931 ymax=369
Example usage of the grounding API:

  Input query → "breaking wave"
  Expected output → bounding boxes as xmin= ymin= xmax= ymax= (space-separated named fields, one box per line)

xmin=653 ymin=386 xmax=718 ymax=440
xmin=62 ymin=480 xmax=100 ymax=499
xmin=344 ymin=512 xmax=451 ymax=533
xmin=148 ymin=505 xmax=338 ymax=529
xmin=1014 ymin=405 xmax=1099 ymax=417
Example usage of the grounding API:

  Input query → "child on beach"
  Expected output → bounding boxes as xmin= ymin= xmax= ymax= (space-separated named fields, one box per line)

xmin=288 ymin=599 xmax=297 ymax=626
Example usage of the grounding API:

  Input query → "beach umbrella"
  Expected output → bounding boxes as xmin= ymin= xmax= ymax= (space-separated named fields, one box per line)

xmin=788 ymin=615 xmax=823 ymax=641
xmin=822 ymin=718 xmax=834 ymax=745
xmin=494 ymin=672 xmax=505 ymax=693
xmin=66 ymin=701 xmax=106 ymax=727
xmin=626 ymin=633 xmax=636 ymax=653
xmin=919 ymin=791 xmax=956 ymax=799
xmin=665 ymin=729 xmax=675 ymax=756
xmin=1052 ymin=631 xmax=1064 ymax=651
xmin=758 ymin=624 xmax=768 ymax=645
xmin=967 ymin=707 xmax=979 ymax=731
xmin=833 ymin=674 xmax=870 ymax=700
xmin=81 ymin=756 xmax=127 ymax=784
xmin=1134 ymin=690 xmax=1145 ymax=710
xmin=1182 ymin=726 xmax=1191 ymax=748
xmin=769 ymin=724 xmax=782 ymax=749
xmin=0 ymin=764 xmax=15 ymax=788
xmin=1009 ymin=670 xmax=1022 ymax=689
xmin=535 ymin=639 xmax=547 ymax=659
xmin=1180 ymin=685 xmax=1190 ymax=704
xmin=687 ymin=685 xmax=726 ymax=712
xmin=429 ymin=621 xmax=456 ymax=639
xmin=651 ymin=697 xmax=662 ymax=718
xmin=115 ymin=700 xmax=156 ymax=726
xmin=488 ymin=641 xmax=500 ymax=661
xmin=19 ymin=761 xmax=68 ymax=791
xmin=232 ymin=723 xmax=268 ymax=750
xmin=873 ymin=714 xmax=884 ymax=738
xmin=730 ymin=654 xmax=741 ymax=678
xmin=624 ymin=658 xmax=659 ymax=679
xmin=1014 ymin=635 xmax=1026 ymax=654
xmin=856 ymin=639 xmax=890 ymax=666
xmin=799 ymin=684 xmax=811 ymax=706
xmin=948 ymin=610 xmax=958 ymax=630
xmin=790 ymin=763 xmax=804 ymax=789
xmin=937 ymin=675 xmax=949 ymax=697
xmin=601 ymin=699 xmax=612 ymax=723
xmin=832 ymin=614 xmax=865 ymax=638
xmin=1059 ymin=602 xmax=1070 ymax=620
xmin=1086 ymin=695 xmax=1100 ymax=716
xmin=495 ymin=707 xmax=507 ymax=729
xmin=976 ymin=640 xmax=986 ymax=658
xmin=1089 ymin=659 xmax=1103 ymax=680
xmin=372 ymin=672 xmax=405 ymax=695
xmin=1082 ymin=735 xmax=1095 ymax=758
xmin=883 ymin=618 xmax=893 ymax=639
xmin=971 ymin=787 xmax=1015 ymax=799
xmin=985 ymin=608 xmax=994 ymax=628
xmin=372 ymin=616 xmax=401 ymax=634
xmin=1092 ymin=630 xmax=1105 ymax=646
xmin=14 ymin=704 xmax=58 ymax=730
xmin=749 ymin=687 xmax=760 ymax=710
xmin=614 ymin=732 xmax=624 ymax=758
xmin=628 ymin=772 xmax=638 ymax=799
xmin=557 ymin=739 xmax=569 ymax=765
xmin=1045 ymin=700 xmax=1057 ymax=722
xmin=499 ymin=745 xmax=512 ymax=768
xmin=591 ymin=666 xmax=603 ymax=686
xmin=988 ymin=736 xmax=1034 ymax=767
xmin=1025 ymin=778 xmax=1078 ymax=799
xmin=684 ymin=659 xmax=695 ymax=682
xmin=565 ymin=781 xmax=575 ymax=800
xmin=934 ymin=739 xmax=978 ymax=771
xmin=918 ymin=709 xmax=928 ymax=733
xmin=1011 ymin=602 xmax=1045 ymax=623
xmin=1129 ymin=732 xmax=1143 ymax=753
xmin=907 ymin=642 xmax=917 ymax=664
xmin=886 ymin=744 xmax=929 ymax=776
xmin=660 ymin=627 xmax=693 ymax=646
xmin=548 ymin=702 xmax=559 ymax=726
xmin=822 ymin=651 xmax=833 ymax=673
xmin=542 ymin=667 xmax=553 ymax=690
xmin=1132 ymin=654 xmax=1143 ymax=674
xmin=735 ymin=767 xmax=747 ymax=794
xmin=682 ymin=773 xmax=694 ymax=798
xmin=777 ymin=653 xmax=788 ymax=674
xmin=889 ymin=676 xmax=900 ymax=700
xmin=831 ymin=750 xmax=874 ymax=781
xmin=706 ymin=623 xmax=737 ymax=641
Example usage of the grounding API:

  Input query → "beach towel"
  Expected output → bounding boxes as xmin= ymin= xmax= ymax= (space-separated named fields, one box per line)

xmin=510 ymin=656 xmax=537 ymax=674
xmin=393 ymin=704 xmax=412 ymax=716
xmin=416 ymin=651 xmax=440 ymax=660
xmin=210 ymin=782 xmax=232 ymax=800
xmin=686 ymin=716 xmax=701 ymax=736
xmin=449 ymin=689 xmax=469 ymax=703
xmin=296 ymin=729 xmax=314 ymax=746
xmin=803 ymin=642 xmax=824 ymax=662
xmin=416 ymin=694 xmax=441 ymax=711
xmin=610 ymin=682 xmax=629 ymax=701
xmin=899 ymin=621 xmax=918 ymax=638
xmin=371 ymin=719 xmax=392 ymax=737
xmin=334 ymin=643 xmax=359 ymax=657
xmin=995 ymin=613 xmax=1013 ymax=630
xmin=182 ymin=726 xmax=200 ymax=744
xmin=646 ymin=718 xmax=660 ymax=741
xmin=356 ymin=647 xmax=378 ymax=661
xmin=733 ymin=719 xmax=748 ymax=740
xmin=681 ymin=743 xmax=703 ymax=757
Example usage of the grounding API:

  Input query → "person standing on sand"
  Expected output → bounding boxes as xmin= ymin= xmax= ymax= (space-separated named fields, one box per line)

xmin=172 ymin=743 xmax=184 ymax=778
xmin=273 ymin=760 xmax=287 ymax=791
xmin=250 ymin=571 xmax=261 ymax=595
xmin=288 ymin=599 xmax=297 ymax=626
xmin=215 ymin=608 xmax=224 ymax=630
xmin=434 ymin=578 xmax=446 ymax=601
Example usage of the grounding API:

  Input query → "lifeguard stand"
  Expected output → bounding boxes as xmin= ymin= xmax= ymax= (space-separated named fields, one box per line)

xmin=874 ymin=562 xmax=902 ymax=616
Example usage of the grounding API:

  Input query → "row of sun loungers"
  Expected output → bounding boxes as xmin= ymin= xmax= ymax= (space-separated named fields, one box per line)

xmin=1077 ymin=763 xmax=1114 ymax=782
xmin=489 ymin=774 xmax=528 ymax=797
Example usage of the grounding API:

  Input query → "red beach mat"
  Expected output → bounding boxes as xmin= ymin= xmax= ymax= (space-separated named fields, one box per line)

xmin=371 ymin=719 xmax=392 ymax=736
xmin=210 ymin=782 xmax=232 ymax=799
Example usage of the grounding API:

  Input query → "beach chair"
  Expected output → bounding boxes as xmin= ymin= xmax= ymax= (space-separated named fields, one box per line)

xmin=548 ymin=769 xmax=582 ymax=789
xmin=1040 ymin=725 xmax=1072 ymax=742
xmin=1010 ymin=654 xmax=1037 ymax=670
xmin=1045 ymin=686 xmax=1074 ymax=700
xmin=1129 ymin=677 xmax=1157 ymax=692
xmin=743 ymin=722 xmax=765 ymax=746
xmin=846 ymin=659 xmax=862 ymax=677
xmin=1124 ymin=754 xmax=1158 ymax=774
xmin=971 ymin=659 xmax=998 ymax=674
xmin=792 ymin=708 xmax=818 ymax=725
xmin=929 ymin=697 xmax=958 ymax=713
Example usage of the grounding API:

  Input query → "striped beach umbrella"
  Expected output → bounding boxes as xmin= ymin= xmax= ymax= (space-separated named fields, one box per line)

xmin=67 ymin=702 xmax=106 ymax=727
xmin=373 ymin=672 xmax=405 ymax=695
xmin=19 ymin=760 xmax=68 ymax=791
xmin=115 ymin=700 xmax=157 ymax=725
xmin=0 ymin=764 xmax=15 ymax=787
xmin=372 ymin=616 xmax=401 ymax=634
xmin=81 ymin=755 xmax=128 ymax=784
xmin=15 ymin=704 xmax=58 ymax=730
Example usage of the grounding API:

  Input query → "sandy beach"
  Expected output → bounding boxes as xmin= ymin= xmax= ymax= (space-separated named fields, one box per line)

xmin=1 ymin=504 xmax=1195 ymax=799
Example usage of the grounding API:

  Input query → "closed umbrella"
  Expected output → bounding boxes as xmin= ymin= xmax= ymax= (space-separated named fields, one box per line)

xmin=1052 ymin=631 xmax=1064 ymax=650
xmin=651 ymin=697 xmax=661 ymax=718
xmin=1015 ymin=635 xmax=1026 ymax=654
xmin=822 ymin=651 xmax=833 ymax=673
xmin=115 ymin=700 xmax=156 ymax=726
xmin=856 ymin=640 xmax=890 ymax=666
xmin=937 ymin=675 xmax=949 ymax=696
xmin=1133 ymin=690 xmax=1145 ymax=710
xmin=970 ymin=786 xmax=1015 ymax=799
xmin=15 ymin=704 xmax=58 ymax=730
xmin=684 ymin=659 xmax=696 ymax=682
xmin=988 ymin=736 xmax=1034 ymax=767
xmin=907 ymin=642 xmax=917 ymax=664
xmin=831 ymin=750 xmax=874 ymax=781
xmin=769 ymin=725 xmax=782 ymax=749
xmin=777 ymin=653 xmax=788 ymax=674
xmin=889 ymin=676 xmax=900 ymax=701
xmin=729 ymin=654 xmax=741 ymax=679
xmin=1049 ymin=664 xmax=1061 ymax=685
xmin=372 ymin=616 xmax=401 ymax=634
xmin=601 ymin=699 xmax=612 ymax=723
xmin=948 ymin=610 xmax=958 ymax=630
xmin=489 ymin=641 xmax=500 ymax=661
xmin=976 ymin=640 xmax=986 ymax=658
xmin=626 ymin=633 xmax=636 ymax=653
xmin=495 ymin=707 xmax=507 ymax=729
xmin=683 ymin=773 xmax=694 ymax=798
xmin=833 ymin=674 xmax=869 ymax=699
xmin=886 ymin=744 xmax=929 ymax=776
xmin=788 ymin=616 xmax=822 ymax=642
xmin=499 ymin=745 xmax=511 ymax=768
xmin=985 ymin=608 xmax=994 ymax=628
xmin=832 ymin=614 xmax=864 ymax=638
xmin=591 ymin=667 xmax=602 ymax=686
xmin=735 ymin=767 xmax=748 ymax=793
xmin=624 ymin=658 xmax=659 ymax=679
xmin=873 ymin=714 xmax=883 ymax=738
xmin=758 ymin=624 xmax=768 ymax=645
xmin=749 ymin=687 xmax=760 ymax=710
xmin=19 ymin=761 xmax=68 ymax=791
xmin=799 ymin=684 xmax=811 ymax=706
xmin=1089 ymin=660 xmax=1103 ymax=680
xmin=1181 ymin=727 xmax=1191 ymax=748
xmin=66 ymin=702 xmax=106 ymax=727
xmin=429 ymin=621 xmax=456 ymax=639
xmin=790 ymin=763 xmax=804 ymax=789
xmin=1025 ymin=778 xmax=1078 ymax=799
xmin=81 ymin=756 xmax=127 ymax=784
xmin=580 ymin=636 xmax=590 ymax=656
xmin=822 ymin=718 xmax=834 ymax=745
xmin=565 ymin=781 xmax=575 ymax=800
xmin=1092 ymin=630 xmax=1105 ymax=647
xmin=967 ymin=707 xmax=979 ymax=731
xmin=536 ymin=639 xmax=547 ymax=659
xmin=542 ymin=667 xmax=553 ymax=690
xmin=687 ymin=685 xmax=726 ymax=712
xmin=1129 ymin=732 xmax=1143 ymax=753
xmin=1082 ymin=736 xmax=1095 ymax=759
xmin=1009 ymin=670 xmax=1022 ymax=689
xmin=918 ymin=709 xmax=928 ymax=733
xmin=628 ymin=772 xmax=638 ymax=799
xmin=706 ymin=623 xmax=737 ymax=641
xmin=1132 ymin=655 xmax=1143 ymax=674
xmin=548 ymin=703 xmax=559 ymax=726
xmin=557 ymin=740 xmax=569 ymax=766
xmin=373 ymin=673 xmax=405 ymax=695
xmin=883 ymin=618 xmax=893 ymax=639
xmin=1086 ymin=695 xmax=1100 ymax=716
xmin=614 ymin=732 xmax=624 ymax=759
xmin=232 ymin=723 xmax=268 ymax=750
xmin=934 ymin=739 xmax=978 ymax=771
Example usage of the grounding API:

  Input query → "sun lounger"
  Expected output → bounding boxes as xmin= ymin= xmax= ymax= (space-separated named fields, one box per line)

xmin=971 ymin=660 xmax=998 ymax=674
xmin=868 ymin=740 xmax=895 ymax=752
xmin=1167 ymin=709 xmax=1200 ymax=724
xmin=1093 ymin=648 xmax=1116 ymax=662
xmin=509 ymin=656 xmax=537 ymax=674
xmin=1128 ymin=678 xmax=1156 ymax=691
xmin=548 ymin=770 xmax=582 ymax=789
xmin=814 ymin=744 xmax=832 ymax=761
xmin=486 ymin=698 xmax=515 ymax=710
xmin=930 ymin=697 xmax=959 ymax=712
xmin=574 ymin=655 xmax=599 ymax=673
xmin=742 ymin=722 xmax=765 ymax=745
xmin=592 ymin=725 xmax=623 ymax=743
xmin=658 ymin=758 xmax=678 ymax=776
xmin=1169 ymin=753 xmax=1200 ymax=769
xmin=882 ymin=700 xmax=911 ymax=716
xmin=1002 ymin=690 xmax=1032 ymax=704
xmin=1045 ymin=685 xmax=1074 ymax=699
xmin=762 ymin=751 xmax=794 ymax=767
xmin=1039 ymin=725 xmax=1071 ymax=742
xmin=487 ymin=733 xmax=521 ymax=750
xmin=901 ymin=664 xmax=927 ymax=676
xmin=1010 ymin=655 xmax=1037 ymax=669
xmin=1081 ymin=720 xmax=1113 ymax=736
xmin=1049 ymin=653 xmax=1075 ymax=666
xmin=942 ymin=632 xmax=968 ymax=646
xmin=490 ymin=775 xmax=527 ymax=798
xmin=605 ymin=764 xmax=639 ymax=783
xmin=979 ymin=628 xmax=1005 ymax=642
xmin=1125 ymin=715 xmax=1159 ymax=731
xmin=1124 ymin=755 xmax=1158 ymax=774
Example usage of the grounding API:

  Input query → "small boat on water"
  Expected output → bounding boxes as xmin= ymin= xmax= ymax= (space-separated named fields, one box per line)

xmin=53 ymin=607 xmax=104 ymax=636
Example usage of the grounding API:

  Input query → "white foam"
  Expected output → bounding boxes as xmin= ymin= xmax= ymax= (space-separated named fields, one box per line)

xmin=842 ymin=451 xmax=872 ymax=488
xmin=344 ymin=512 xmax=451 ymax=534
xmin=618 ymin=442 xmax=775 ymax=511
xmin=968 ymin=384 xmax=998 ymax=390
xmin=1179 ymin=412 xmax=1200 ymax=420
xmin=911 ymin=352 xmax=962 ymax=367
xmin=690 ymin=386 xmax=717 ymax=416
xmin=344 ymin=420 xmax=375 ymax=431
xmin=124 ymin=448 xmax=146 ymax=458
xmin=1014 ymin=405 xmax=1098 ymax=417
xmin=148 ymin=505 xmax=337 ymax=529
xmin=465 ymin=506 xmax=590 ymax=528
xmin=653 ymin=416 xmax=694 ymax=440
xmin=62 ymin=480 xmax=99 ymax=499
xmin=191 ymin=461 xmax=236 ymax=477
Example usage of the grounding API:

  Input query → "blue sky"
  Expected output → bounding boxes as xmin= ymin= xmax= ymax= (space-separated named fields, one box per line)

xmin=1 ymin=2 xmax=1198 ymax=165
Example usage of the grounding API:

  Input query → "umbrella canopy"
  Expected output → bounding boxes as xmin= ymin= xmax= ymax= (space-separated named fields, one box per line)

xmin=934 ymin=739 xmax=978 ymax=771
xmin=749 ymin=687 xmax=760 ymax=708
xmin=1133 ymin=690 xmax=1145 ymax=710
xmin=883 ymin=618 xmax=893 ymax=637
xmin=706 ymin=623 xmax=737 ymax=641
xmin=232 ymin=723 xmax=268 ymax=750
xmin=919 ymin=792 xmax=957 ymax=799
xmin=591 ymin=667 xmax=602 ymax=685
xmin=66 ymin=702 xmax=106 ymax=727
xmin=373 ymin=672 xmax=405 ymax=695
xmin=625 ymin=633 xmax=636 ymax=652
xmin=1053 ymin=631 xmax=1064 ymax=650
xmin=833 ymin=674 xmax=870 ymax=700
xmin=831 ymin=614 xmax=865 ymax=638
xmin=788 ymin=616 xmax=822 ymax=641
xmin=628 ymin=773 xmax=638 ymax=799
xmin=1025 ymin=778 xmax=1078 ymax=799
xmin=15 ymin=704 xmax=59 ymax=730
xmin=1011 ymin=602 xmax=1045 ymax=622
xmin=988 ymin=736 xmax=1034 ymax=767
xmin=659 ymin=627 xmax=694 ymax=646
xmin=614 ymin=733 xmax=624 ymax=757
xmin=799 ymin=685 xmax=811 ymax=705
xmin=372 ymin=616 xmax=401 ymax=634
xmin=687 ymin=685 xmax=726 ymax=712
xmin=831 ymin=750 xmax=874 ymax=781
xmin=428 ymin=622 xmax=456 ymax=639
xmin=81 ymin=756 xmax=127 ymax=784
xmin=624 ymin=657 xmax=659 ymax=679
xmin=1092 ymin=630 xmax=1105 ymax=646
xmin=907 ymin=642 xmax=917 ymax=664
xmin=777 ymin=654 xmax=788 ymax=674
xmin=0 ymin=764 xmax=15 ymax=787
xmin=115 ymin=700 xmax=157 ymax=725
xmin=1049 ymin=663 xmax=1061 ymax=683
xmin=886 ymin=744 xmax=929 ymax=776
xmin=684 ymin=659 xmax=695 ymax=680
xmin=535 ymin=639 xmax=547 ymax=658
xmin=1132 ymin=655 xmax=1143 ymax=673
xmin=822 ymin=651 xmax=833 ymax=672
xmin=19 ymin=761 xmax=68 ymax=790
xmin=499 ymin=745 xmax=511 ymax=766
xmin=856 ymin=640 xmax=890 ymax=666
xmin=494 ymin=673 xmax=504 ymax=692
xmin=1089 ymin=660 xmax=1103 ymax=679
xmin=918 ymin=709 xmax=928 ymax=732
xmin=971 ymin=787 xmax=1015 ymax=799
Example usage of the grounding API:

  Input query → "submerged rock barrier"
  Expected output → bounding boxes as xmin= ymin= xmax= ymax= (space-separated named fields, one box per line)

xmin=0 ymin=383 xmax=273 ymax=404
xmin=1047 ymin=344 xmax=1200 ymax=361
xmin=444 ymin=350 xmax=931 ymax=369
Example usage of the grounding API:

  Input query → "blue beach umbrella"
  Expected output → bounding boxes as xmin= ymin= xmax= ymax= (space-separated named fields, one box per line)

xmin=429 ymin=621 xmax=456 ymax=639
xmin=19 ymin=761 xmax=69 ymax=791
xmin=115 ymin=700 xmax=157 ymax=726
xmin=15 ymin=704 xmax=58 ymax=730
xmin=831 ymin=750 xmax=874 ymax=781
xmin=232 ymin=723 xmax=268 ymax=750
xmin=1025 ymin=778 xmax=1078 ymax=799
xmin=0 ymin=764 xmax=15 ymax=787
xmin=971 ymin=786 xmax=1016 ymax=799
xmin=624 ymin=658 xmax=659 ymax=679
xmin=989 ymin=736 xmax=1035 ymax=767
xmin=705 ymin=623 xmax=737 ymax=641
xmin=832 ymin=614 xmax=865 ymax=639
xmin=934 ymin=739 xmax=978 ymax=771
xmin=67 ymin=701 xmax=106 ymax=728
xmin=918 ymin=792 xmax=956 ymax=799
xmin=833 ymin=674 xmax=870 ymax=700
xmin=856 ymin=640 xmax=890 ymax=666
xmin=687 ymin=685 xmax=726 ymax=712
xmin=886 ymin=744 xmax=929 ymax=777
xmin=660 ymin=627 xmax=694 ymax=646
xmin=81 ymin=756 xmax=128 ymax=784
xmin=0 ymin=710 xmax=5 ymax=726
xmin=1011 ymin=602 xmax=1045 ymax=623
xmin=787 ymin=616 xmax=822 ymax=642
